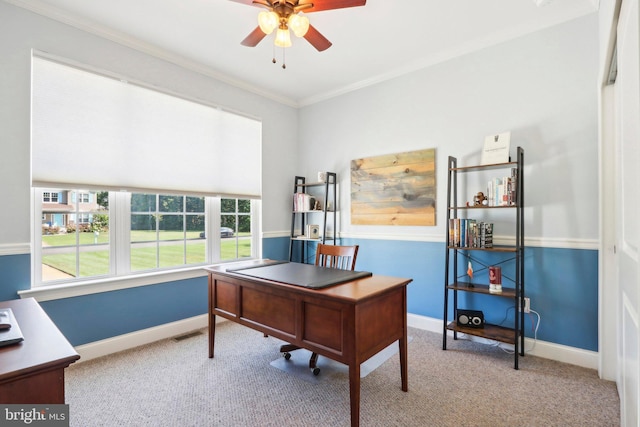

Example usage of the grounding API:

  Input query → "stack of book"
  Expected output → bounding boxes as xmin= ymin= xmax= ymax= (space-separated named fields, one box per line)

xmin=293 ymin=193 xmax=316 ymax=212
xmin=449 ymin=218 xmax=494 ymax=248
xmin=486 ymin=167 xmax=518 ymax=206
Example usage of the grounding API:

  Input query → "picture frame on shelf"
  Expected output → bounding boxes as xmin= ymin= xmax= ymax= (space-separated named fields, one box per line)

xmin=481 ymin=131 xmax=511 ymax=165
xmin=306 ymin=224 xmax=320 ymax=239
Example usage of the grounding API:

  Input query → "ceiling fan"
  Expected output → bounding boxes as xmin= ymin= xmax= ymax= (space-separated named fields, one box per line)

xmin=231 ymin=0 xmax=366 ymax=52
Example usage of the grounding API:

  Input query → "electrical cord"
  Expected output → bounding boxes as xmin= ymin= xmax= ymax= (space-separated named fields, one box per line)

xmin=498 ymin=308 xmax=541 ymax=354
xmin=455 ymin=305 xmax=541 ymax=355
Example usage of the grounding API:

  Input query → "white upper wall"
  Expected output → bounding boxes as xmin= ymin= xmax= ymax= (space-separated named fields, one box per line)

xmin=0 ymin=1 xmax=297 ymax=248
xmin=297 ymin=14 xmax=599 ymax=245
xmin=0 ymin=1 xmax=600 ymax=249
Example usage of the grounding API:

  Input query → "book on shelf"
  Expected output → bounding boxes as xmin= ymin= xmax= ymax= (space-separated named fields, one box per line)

xmin=487 ymin=170 xmax=518 ymax=207
xmin=468 ymin=219 xmax=477 ymax=248
xmin=480 ymin=222 xmax=493 ymax=248
xmin=449 ymin=219 xmax=454 ymax=246
xmin=510 ymin=167 xmax=518 ymax=206
xmin=448 ymin=219 xmax=493 ymax=248
xmin=293 ymin=192 xmax=317 ymax=211
xmin=449 ymin=218 xmax=460 ymax=247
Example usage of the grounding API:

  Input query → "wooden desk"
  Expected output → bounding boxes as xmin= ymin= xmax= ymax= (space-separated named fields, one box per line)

xmin=0 ymin=298 xmax=80 ymax=403
xmin=206 ymin=261 xmax=412 ymax=427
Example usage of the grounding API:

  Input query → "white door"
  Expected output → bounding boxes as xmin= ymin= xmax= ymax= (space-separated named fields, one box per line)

xmin=616 ymin=0 xmax=640 ymax=424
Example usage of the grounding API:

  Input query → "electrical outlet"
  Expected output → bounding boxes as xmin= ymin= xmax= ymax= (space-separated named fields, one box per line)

xmin=524 ymin=297 xmax=531 ymax=313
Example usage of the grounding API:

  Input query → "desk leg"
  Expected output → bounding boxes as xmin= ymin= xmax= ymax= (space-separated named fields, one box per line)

xmin=349 ymin=363 xmax=360 ymax=427
xmin=209 ymin=314 xmax=216 ymax=359
xmin=399 ymin=335 xmax=408 ymax=392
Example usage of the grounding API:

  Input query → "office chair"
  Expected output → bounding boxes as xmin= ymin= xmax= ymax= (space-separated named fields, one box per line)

xmin=280 ymin=243 xmax=360 ymax=375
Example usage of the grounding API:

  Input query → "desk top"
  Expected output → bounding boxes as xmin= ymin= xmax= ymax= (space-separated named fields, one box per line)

xmin=206 ymin=260 xmax=412 ymax=303
xmin=0 ymin=298 xmax=80 ymax=382
xmin=229 ymin=261 xmax=372 ymax=289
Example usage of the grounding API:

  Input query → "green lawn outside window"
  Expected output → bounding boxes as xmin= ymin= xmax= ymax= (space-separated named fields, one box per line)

xmin=42 ymin=231 xmax=250 ymax=277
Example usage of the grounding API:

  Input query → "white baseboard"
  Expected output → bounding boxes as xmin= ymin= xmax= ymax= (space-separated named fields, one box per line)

xmin=407 ymin=313 xmax=599 ymax=370
xmin=74 ymin=312 xmax=597 ymax=370
xmin=74 ymin=314 xmax=211 ymax=363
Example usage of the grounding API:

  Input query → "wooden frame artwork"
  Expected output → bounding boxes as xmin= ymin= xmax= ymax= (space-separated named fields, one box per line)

xmin=350 ymin=148 xmax=436 ymax=226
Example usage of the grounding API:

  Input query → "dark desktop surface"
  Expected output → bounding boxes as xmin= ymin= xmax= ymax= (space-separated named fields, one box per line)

xmin=228 ymin=261 xmax=372 ymax=289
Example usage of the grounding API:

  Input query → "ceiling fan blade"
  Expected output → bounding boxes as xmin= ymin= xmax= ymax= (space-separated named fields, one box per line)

xmin=304 ymin=24 xmax=332 ymax=51
xmin=229 ymin=0 xmax=269 ymax=7
xmin=241 ymin=26 xmax=267 ymax=47
xmin=298 ymin=0 xmax=366 ymax=13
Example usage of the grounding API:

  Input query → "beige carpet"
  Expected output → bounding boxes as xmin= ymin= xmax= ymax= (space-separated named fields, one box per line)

xmin=269 ymin=337 xmax=413 ymax=383
xmin=66 ymin=321 xmax=619 ymax=426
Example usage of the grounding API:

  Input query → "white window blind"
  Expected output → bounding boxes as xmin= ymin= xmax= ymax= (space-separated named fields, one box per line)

xmin=31 ymin=56 xmax=262 ymax=198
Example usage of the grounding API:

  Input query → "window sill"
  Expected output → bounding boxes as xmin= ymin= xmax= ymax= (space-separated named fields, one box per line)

xmin=19 ymin=266 xmax=213 ymax=302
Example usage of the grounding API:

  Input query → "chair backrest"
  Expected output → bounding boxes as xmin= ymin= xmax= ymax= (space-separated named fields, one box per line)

xmin=315 ymin=244 xmax=359 ymax=271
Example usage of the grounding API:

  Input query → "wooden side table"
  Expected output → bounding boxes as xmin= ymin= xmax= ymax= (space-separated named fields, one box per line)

xmin=0 ymin=298 xmax=80 ymax=403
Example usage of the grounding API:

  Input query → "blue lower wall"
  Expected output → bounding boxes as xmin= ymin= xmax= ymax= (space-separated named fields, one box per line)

xmin=0 ymin=254 xmax=31 ymax=301
xmin=267 ymin=237 xmax=599 ymax=351
xmin=39 ymin=278 xmax=208 ymax=346
xmin=0 ymin=253 xmax=208 ymax=346
xmin=0 ymin=237 xmax=598 ymax=351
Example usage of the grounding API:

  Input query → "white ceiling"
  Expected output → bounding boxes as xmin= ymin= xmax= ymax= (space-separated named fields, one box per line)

xmin=8 ymin=0 xmax=598 ymax=107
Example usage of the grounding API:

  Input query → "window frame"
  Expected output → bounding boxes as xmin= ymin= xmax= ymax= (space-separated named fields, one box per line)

xmin=27 ymin=54 xmax=262 ymax=302
xmin=43 ymin=192 xmax=58 ymax=203
xmin=129 ymin=193 xmax=207 ymax=273
xmin=78 ymin=192 xmax=90 ymax=203
xmin=29 ymin=188 xmax=261 ymax=301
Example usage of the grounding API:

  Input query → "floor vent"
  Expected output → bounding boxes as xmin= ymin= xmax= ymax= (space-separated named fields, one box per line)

xmin=173 ymin=331 xmax=203 ymax=342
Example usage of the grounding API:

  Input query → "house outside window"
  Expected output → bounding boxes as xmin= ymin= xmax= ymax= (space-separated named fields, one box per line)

xmin=39 ymin=189 xmax=110 ymax=279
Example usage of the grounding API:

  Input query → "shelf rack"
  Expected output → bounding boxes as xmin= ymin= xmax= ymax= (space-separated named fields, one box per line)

xmin=288 ymin=172 xmax=337 ymax=263
xmin=443 ymin=147 xmax=525 ymax=369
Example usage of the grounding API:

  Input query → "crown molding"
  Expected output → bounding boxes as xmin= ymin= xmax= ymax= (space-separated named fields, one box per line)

xmin=5 ymin=0 xmax=299 ymax=108
xmin=7 ymin=0 xmax=598 ymax=109
xmin=298 ymin=3 xmax=598 ymax=106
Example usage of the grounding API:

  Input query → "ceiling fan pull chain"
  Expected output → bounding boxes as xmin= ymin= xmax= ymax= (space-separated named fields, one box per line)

xmin=272 ymin=43 xmax=276 ymax=64
xmin=282 ymin=47 xmax=286 ymax=69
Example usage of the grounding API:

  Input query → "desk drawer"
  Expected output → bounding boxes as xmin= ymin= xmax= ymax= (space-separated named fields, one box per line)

xmin=241 ymin=287 xmax=296 ymax=335
xmin=212 ymin=280 xmax=237 ymax=317
xmin=302 ymin=301 xmax=344 ymax=353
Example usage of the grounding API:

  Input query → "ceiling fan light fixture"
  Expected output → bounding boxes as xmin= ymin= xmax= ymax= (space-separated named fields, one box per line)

xmin=288 ymin=13 xmax=309 ymax=38
xmin=274 ymin=28 xmax=292 ymax=47
xmin=258 ymin=11 xmax=278 ymax=34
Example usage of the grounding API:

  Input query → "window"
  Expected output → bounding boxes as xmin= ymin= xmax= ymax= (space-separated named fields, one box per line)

xmin=31 ymin=55 xmax=261 ymax=198
xmin=34 ymin=189 xmax=255 ymax=285
xmin=221 ymin=198 xmax=252 ymax=260
xmin=39 ymin=189 xmax=110 ymax=281
xmin=130 ymin=193 xmax=206 ymax=271
xmin=31 ymin=55 xmax=262 ymax=289
xmin=43 ymin=192 xmax=58 ymax=203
